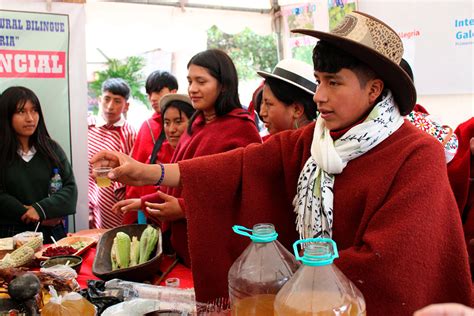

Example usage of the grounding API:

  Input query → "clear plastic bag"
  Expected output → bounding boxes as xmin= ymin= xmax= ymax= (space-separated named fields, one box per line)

xmin=41 ymin=286 xmax=96 ymax=316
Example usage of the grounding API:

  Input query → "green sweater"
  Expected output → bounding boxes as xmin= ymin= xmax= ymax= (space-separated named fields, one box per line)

xmin=0 ymin=144 xmax=77 ymax=227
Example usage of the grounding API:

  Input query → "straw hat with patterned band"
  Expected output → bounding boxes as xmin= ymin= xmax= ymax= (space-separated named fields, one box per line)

xmin=257 ymin=59 xmax=317 ymax=95
xmin=292 ymin=11 xmax=416 ymax=115
xmin=159 ymin=93 xmax=193 ymax=113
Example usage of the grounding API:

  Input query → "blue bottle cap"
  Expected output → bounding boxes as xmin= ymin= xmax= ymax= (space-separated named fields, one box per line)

xmin=293 ymin=238 xmax=339 ymax=266
xmin=53 ymin=168 xmax=59 ymax=173
xmin=232 ymin=224 xmax=278 ymax=243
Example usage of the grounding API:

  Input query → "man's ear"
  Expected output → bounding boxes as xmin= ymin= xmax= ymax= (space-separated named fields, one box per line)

xmin=170 ymin=89 xmax=177 ymax=94
xmin=123 ymin=101 xmax=130 ymax=113
xmin=368 ymin=79 xmax=384 ymax=105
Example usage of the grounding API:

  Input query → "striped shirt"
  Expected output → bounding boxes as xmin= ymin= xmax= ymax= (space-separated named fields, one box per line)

xmin=88 ymin=115 xmax=137 ymax=229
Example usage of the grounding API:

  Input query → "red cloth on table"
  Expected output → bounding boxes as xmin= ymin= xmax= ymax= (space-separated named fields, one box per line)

xmin=76 ymin=247 xmax=193 ymax=289
xmin=179 ymin=121 xmax=472 ymax=313
xmin=142 ymin=109 xmax=262 ymax=267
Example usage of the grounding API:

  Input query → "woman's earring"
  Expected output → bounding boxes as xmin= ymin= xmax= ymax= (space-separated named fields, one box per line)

xmin=293 ymin=119 xmax=299 ymax=129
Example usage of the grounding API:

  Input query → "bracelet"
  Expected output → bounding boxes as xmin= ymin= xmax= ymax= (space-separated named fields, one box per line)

xmin=156 ymin=163 xmax=165 ymax=186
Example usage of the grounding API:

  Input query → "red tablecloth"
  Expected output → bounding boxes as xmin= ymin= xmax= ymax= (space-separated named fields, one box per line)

xmin=77 ymin=246 xmax=194 ymax=289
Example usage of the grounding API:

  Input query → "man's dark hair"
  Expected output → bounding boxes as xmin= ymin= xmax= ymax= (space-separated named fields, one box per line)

xmin=313 ymin=40 xmax=378 ymax=89
xmin=145 ymin=71 xmax=178 ymax=95
xmin=265 ymin=77 xmax=317 ymax=121
xmin=101 ymin=78 xmax=131 ymax=100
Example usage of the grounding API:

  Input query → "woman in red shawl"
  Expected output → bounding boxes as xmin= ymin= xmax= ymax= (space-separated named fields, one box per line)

xmin=113 ymin=49 xmax=262 ymax=266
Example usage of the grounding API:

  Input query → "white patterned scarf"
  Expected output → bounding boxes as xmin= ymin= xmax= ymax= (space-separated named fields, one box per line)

xmin=293 ymin=90 xmax=404 ymax=239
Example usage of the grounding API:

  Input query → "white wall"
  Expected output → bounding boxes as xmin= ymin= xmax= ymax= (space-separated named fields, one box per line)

xmin=0 ymin=0 xmax=89 ymax=231
xmin=358 ymin=0 xmax=474 ymax=128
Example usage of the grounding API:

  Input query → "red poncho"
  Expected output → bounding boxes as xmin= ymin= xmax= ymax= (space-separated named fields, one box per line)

xmin=143 ymin=108 xmax=262 ymax=265
xmin=179 ymin=121 xmax=472 ymax=314
xmin=447 ymin=118 xmax=474 ymax=265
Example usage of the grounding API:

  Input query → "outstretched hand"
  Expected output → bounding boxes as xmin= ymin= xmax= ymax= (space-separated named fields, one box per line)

xmin=144 ymin=190 xmax=184 ymax=222
xmin=90 ymin=150 xmax=157 ymax=186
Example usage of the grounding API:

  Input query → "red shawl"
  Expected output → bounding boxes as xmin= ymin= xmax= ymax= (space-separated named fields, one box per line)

xmin=179 ymin=121 xmax=472 ymax=314
xmin=143 ymin=108 xmax=262 ymax=265
xmin=447 ymin=118 xmax=474 ymax=267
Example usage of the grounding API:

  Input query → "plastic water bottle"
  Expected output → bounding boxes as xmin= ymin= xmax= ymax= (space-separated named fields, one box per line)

xmin=274 ymin=238 xmax=366 ymax=316
xmin=48 ymin=168 xmax=62 ymax=196
xmin=228 ymin=223 xmax=300 ymax=316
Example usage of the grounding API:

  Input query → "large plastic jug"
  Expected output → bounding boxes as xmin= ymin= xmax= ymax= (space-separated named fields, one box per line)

xmin=274 ymin=238 xmax=366 ymax=316
xmin=228 ymin=223 xmax=300 ymax=316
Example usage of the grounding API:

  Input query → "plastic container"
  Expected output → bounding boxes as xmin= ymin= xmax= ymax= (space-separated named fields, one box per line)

xmin=49 ymin=168 xmax=62 ymax=196
xmin=228 ymin=223 xmax=300 ymax=316
xmin=274 ymin=238 xmax=366 ymax=316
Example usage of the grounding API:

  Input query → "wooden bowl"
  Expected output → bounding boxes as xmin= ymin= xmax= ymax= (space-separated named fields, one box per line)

xmin=92 ymin=224 xmax=162 ymax=282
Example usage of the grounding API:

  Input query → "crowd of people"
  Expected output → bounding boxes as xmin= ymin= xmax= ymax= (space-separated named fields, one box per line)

xmin=1 ymin=9 xmax=473 ymax=315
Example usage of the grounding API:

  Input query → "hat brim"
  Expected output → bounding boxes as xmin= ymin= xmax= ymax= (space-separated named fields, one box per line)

xmin=257 ymin=70 xmax=315 ymax=95
xmin=160 ymin=94 xmax=192 ymax=113
xmin=292 ymin=29 xmax=416 ymax=115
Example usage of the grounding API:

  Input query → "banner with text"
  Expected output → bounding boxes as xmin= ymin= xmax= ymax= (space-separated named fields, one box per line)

xmin=360 ymin=1 xmax=473 ymax=95
xmin=0 ymin=10 xmax=71 ymax=158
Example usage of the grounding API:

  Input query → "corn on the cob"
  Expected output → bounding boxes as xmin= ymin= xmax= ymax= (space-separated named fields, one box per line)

xmin=111 ymin=237 xmax=118 ymax=270
xmin=130 ymin=236 xmax=139 ymax=267
xmin=23 ymin=236 xmax=43 ymax=252
xmin=0 ymin=245 xmax=35 ymax=268
xmin=139 ymin=225 xmax=158 ymax=264
xmin=116 ymin=232 xmax=131 ymax=269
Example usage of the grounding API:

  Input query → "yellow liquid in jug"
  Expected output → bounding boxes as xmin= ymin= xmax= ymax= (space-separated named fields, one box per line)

xmin=274 ymin=292 xmax=366 ymax=316
xmin=96 ymin=176 xmax=111 ymax=188
xmin=232 ymin=294 xmax=276 ymax=316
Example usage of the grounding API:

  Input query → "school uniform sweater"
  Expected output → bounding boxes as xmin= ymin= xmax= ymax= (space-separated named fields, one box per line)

xmin=0 ymin=144 xmax=77 ymax=234
xmin=88 ymin=115 xmax=136 ymax=228
xmin=142 ymin=108 xmax=262 ymax=266
xmin=178 ymin=120 xmax=472 ymax=314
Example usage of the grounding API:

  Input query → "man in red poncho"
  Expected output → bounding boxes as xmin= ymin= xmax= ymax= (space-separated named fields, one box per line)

xmin=91 ymin=11 xmax=472 ymax=315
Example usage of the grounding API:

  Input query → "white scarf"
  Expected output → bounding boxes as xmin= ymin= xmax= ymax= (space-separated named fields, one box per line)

xmin=293 ymin=90 xmax=404 ymax=239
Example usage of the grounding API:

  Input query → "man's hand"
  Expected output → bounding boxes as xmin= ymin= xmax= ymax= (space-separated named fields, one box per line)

xmin=90 ymin=150 xmax=156 ymax=186
xmin=21 ymin=206 xmax=40 ymax=224
xmin=144 ymin=191 xmax=184 ymax=222
xmin=113 ymin=198 xmax=141 ymax=215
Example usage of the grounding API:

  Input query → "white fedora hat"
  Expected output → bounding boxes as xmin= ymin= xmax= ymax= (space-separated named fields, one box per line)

xmin=257 ymin=59 xmax=316 ymax=95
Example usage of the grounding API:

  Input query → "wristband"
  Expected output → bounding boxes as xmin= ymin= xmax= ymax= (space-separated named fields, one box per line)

xmin=156 ymin=163 xmax=165 ymax=186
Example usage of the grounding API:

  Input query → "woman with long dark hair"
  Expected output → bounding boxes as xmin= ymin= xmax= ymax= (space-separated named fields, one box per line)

xmin=0 ymin=86 xmax=77 ymax=243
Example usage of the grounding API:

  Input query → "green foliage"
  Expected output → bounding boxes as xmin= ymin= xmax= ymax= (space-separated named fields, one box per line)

xmin=291 ymin=45 xmax=314 ymax=65
xmin=207 ymin=26 xmax=278 ymax=80
xmin=328 ymin=3 xmax=356 ymax=30
xmin=89 ymin=55 xmax=148 ymax=107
